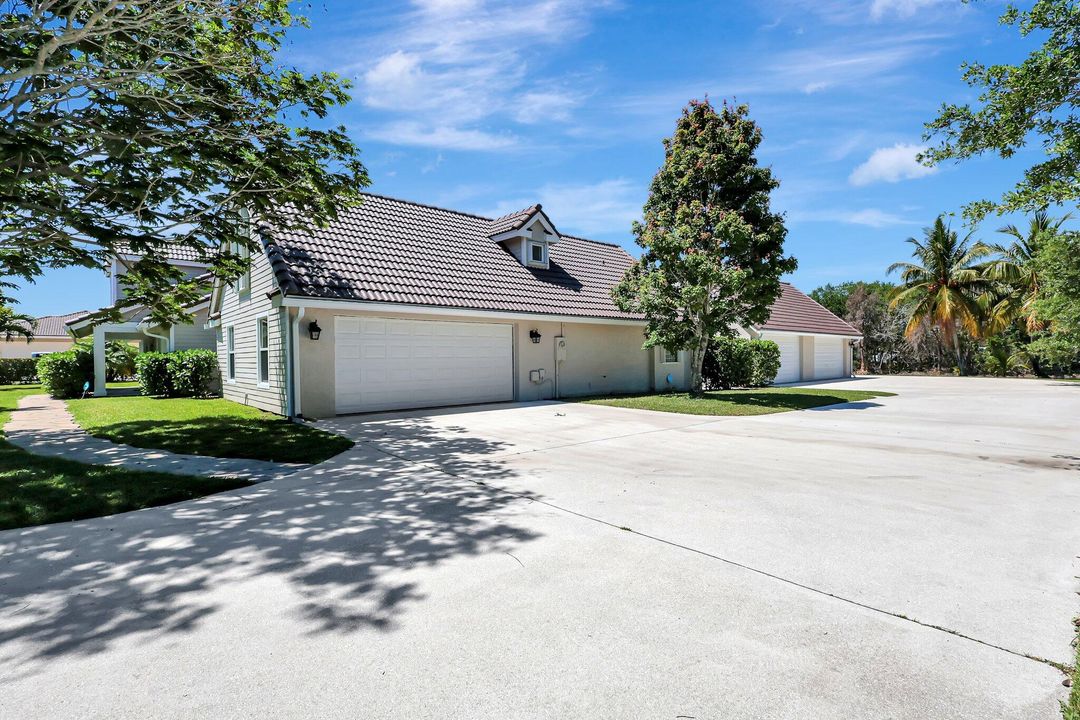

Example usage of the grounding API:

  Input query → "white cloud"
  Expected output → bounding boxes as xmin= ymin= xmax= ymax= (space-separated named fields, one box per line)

xmin=869 ymin=0 xmax=946 ymax=21
xmin=849 ymin=143 xmax=937 ymax=186
xmin=367 ymin=121 xmax=518 ymax=151
xmin=787 ymin=207 xmax=920 ymax=227
xmin=484 ymin=178 xmax=643 ymax=237
xmin=351 ymin=0 xmax=613 ymax=150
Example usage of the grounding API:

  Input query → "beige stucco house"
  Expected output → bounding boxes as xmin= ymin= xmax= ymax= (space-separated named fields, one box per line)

xmin=0 ymin=312 xmax=83 ymax=359
xmin=207 ymin=193 xmax=860 ymax=418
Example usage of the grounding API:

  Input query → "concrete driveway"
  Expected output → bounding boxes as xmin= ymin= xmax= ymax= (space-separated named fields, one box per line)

xmin=1 ymin=376 xmax=1077 ymax=719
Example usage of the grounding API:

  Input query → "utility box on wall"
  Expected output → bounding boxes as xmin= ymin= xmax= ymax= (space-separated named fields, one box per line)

xmin=529 ymin=369 xmax=546 ymax=383
xmin=555 ymin=336 xmax=567 ymax=362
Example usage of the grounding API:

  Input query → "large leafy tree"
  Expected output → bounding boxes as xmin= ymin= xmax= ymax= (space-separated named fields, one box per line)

xmin=613 ymin=99 xmax=796 ymax=396
xmin=2 ymin=0 xmax=368 ymax=325
xmin=922 ymin=0 xmax=1080 ymax=221
xmin=887 ymin=217 xmax=992 ymax=374
xmin=982 ymin=210 xmax=1071 ymax=334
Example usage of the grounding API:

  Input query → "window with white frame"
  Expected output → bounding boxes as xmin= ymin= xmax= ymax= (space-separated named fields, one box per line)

xmin=527 ymin=241 xmax=547 ymax=266
xmin=226 ymin=326 xmax=236 ymax=381
xmin=257 ymin=317 xmax=269 ymax=385
xmin=662 ymin=347 xmax=679 ymax=364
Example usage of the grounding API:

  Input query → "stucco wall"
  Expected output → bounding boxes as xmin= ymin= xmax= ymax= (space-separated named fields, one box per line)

xmin=0 ymin=338 xmax=73 ymax=359
xmin=296 ymin=308 xmax=659 ymax=418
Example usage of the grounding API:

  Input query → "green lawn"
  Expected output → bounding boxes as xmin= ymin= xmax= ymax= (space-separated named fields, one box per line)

xmin=66 ymin=394 xmax=353 ymax=464
xmin=576 ymin=387 xmax=896 ymax=416
xmin=0 ymin=385 xmax=248 ymax=531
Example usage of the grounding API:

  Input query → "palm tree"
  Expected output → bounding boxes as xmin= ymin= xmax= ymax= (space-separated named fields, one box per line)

xmin=887 ymin=216 xmax=992 ymax=374
xmin=982 ymin=210 xmax=1071 ymax=334
xmin=0 ymin=306 xmax=35 ymax=343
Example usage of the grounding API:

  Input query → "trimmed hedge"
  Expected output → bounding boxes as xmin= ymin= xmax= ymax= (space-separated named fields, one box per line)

xmin=702 ymin=336 xmax=781 ymax=389
xmin=37 ymin=345 xmax=95 ymax=398
xmin=136 ymin=349 xmax=220 ymax=398
xmin=0 ymin=358 xmax=39 ymax=385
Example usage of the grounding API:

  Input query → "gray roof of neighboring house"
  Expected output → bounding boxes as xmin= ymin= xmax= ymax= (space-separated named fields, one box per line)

xmin=17 ymin=311 xmax=87 ymax=337
xmin=758 ymin=283 xmax=860 ymax=336
xmin=264 ymin=193 xmax=642 ymax=320
xmin=115 ymin=241 xmax=212 ymax=264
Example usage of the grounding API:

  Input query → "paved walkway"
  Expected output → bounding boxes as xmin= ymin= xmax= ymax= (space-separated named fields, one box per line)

xmin=4 ymin=394 xmax=304 ymax=481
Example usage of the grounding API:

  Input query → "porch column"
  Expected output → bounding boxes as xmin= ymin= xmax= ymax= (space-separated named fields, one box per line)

xmin=93 ymin=325 xmax=107 ymax=397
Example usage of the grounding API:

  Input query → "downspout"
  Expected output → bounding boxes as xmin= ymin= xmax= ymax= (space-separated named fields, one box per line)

xmin=141 ymin=325 xmax=170 ymax=352
xmin=283 ymin=307 xmax=293 ymax=418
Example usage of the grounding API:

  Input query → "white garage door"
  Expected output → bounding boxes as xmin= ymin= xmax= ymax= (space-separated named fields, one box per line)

xmin=334 ymin=316 xmax=514 ymax=414
xmin=764 ymin=334 xmax=800 ymax=383
xmin=814 ymin=336 xmax=846 ymax=380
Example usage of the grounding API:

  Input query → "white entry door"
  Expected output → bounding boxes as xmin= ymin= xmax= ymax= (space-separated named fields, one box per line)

xmin=334 ymin=316 xmax=514 ymax=414
xmin=814 ymin=336 xmax=845 ymax=380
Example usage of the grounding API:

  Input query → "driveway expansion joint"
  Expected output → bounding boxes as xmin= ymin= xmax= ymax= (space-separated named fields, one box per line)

xmin=354 ymin=433 xmax=1070 ymax=675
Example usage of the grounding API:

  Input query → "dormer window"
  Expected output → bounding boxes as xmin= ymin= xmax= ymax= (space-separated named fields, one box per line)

xmin=488 ymin=203 xmax=561 ymax=270
xmin=528 ymin=241 xmax=546 ymax=266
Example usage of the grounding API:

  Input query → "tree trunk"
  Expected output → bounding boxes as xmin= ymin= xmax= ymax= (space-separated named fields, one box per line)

xmin=688 ymin=331 xmax=710 ymax=397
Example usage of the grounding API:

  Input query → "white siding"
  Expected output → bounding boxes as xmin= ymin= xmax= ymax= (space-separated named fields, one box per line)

xmin=171 ymin=308 xmax=216 ymax=351
xmin=215 ymin=248 xmax=287 ymax=415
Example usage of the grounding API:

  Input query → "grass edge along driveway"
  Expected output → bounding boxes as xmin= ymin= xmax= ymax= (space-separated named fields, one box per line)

xmin=575 ymin=386 xmax=896 ymax=416
xmin=66 ymin=394 xmax=353 ymax=464
xmin=0 ymin=385 xmax=248 ymax=531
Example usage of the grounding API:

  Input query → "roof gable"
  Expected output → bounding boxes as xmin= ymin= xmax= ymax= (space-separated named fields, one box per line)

xmin=757 ymin=283 xmax=860 ymax=336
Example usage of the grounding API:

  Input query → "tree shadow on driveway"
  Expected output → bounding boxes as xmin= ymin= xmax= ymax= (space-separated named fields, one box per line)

xmin=0 ymin=415 xmax=539 ymax=678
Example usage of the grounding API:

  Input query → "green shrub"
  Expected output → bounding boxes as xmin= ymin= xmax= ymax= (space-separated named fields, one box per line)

xmin=135 ymin=352 xmax=172 ymax=396
xmin=136 ymin=349 xmax=220 ymax=397
xmin=37 ymin=346 xmax=95 ymax=398
xmin=747 ymin=338 xmax=781 ymax=386
xmin=167 ymin=349 xmax=219 ymax=397
xmin=106 ymin=341 xmax=139 ymax=381
xmin=0 ymin=358 xmax=39 ymax=385
xmin=702 ymin=336 xmax=781 ymax=389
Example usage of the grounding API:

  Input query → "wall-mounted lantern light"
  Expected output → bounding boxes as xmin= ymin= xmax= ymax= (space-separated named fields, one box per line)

xmin=308 ymin=320 xmax=322 ymax=341
xmin=529 ymin=329 xmax=542 ymax=344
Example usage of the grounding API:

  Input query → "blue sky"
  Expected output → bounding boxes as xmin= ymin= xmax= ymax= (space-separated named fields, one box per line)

xmin=20 ymin=0 xmax=1050 ymax=316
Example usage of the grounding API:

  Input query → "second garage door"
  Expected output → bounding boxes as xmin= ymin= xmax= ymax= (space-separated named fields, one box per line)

xmin=334 ymin=316 xmax=514 ymax=414
xmin=814 ymin=336 xmax=846 ymax=380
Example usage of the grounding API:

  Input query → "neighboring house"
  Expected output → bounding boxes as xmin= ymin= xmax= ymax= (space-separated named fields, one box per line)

xmin=208 ymin=193 xmax=861 ymax=418
xmin=0 ymin=311 xmax=84 ymax=359
xmin=67 ymin=244 xmax=218 ymax=395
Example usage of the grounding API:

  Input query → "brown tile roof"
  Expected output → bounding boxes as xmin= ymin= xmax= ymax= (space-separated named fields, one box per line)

xmin=264 ymin=194 xmax=642 ymax=320
xmin=18 ymin=311 xmax=87 ymax=337
xmin=758 ymin=283 xmax=860 ymax=336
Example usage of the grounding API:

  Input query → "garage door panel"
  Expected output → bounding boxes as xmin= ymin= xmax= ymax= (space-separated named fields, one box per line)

xmin=335 ymin=316 xmax=514 ymax=414
xmin=763 ymin=333 xmax=800 ymax=383
xmin=814 ymin=337 xmax=845 ymax=380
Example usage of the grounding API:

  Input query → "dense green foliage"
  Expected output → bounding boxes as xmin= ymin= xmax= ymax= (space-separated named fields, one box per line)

xmin=0 ymin=385 xmax=247 ymax=530
xmin=136 ymin=350 xmax=219 ymax=398
xmin=702 ymin=336 xmax=781 ymax=389
xmin=578 ymin=388 xmax=894 ymax=416
xmin=923 ymin=0 xmax=1080 ymax=221
xmin=0 ymin=358 xmax=38 ymax=384
xmin=3 ymin=0 xmax=368 ymax=325
xmin=36 ymin=346 xmax=95 ymax=398
xmin=67 ymin=394 xmax=353 ymax=464
xmin=613 ymin=100 xmax=796 ymax=395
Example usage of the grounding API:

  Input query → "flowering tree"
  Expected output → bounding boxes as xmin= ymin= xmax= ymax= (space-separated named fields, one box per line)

xmin=613 ymin=100 xmax=796 ymax=395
